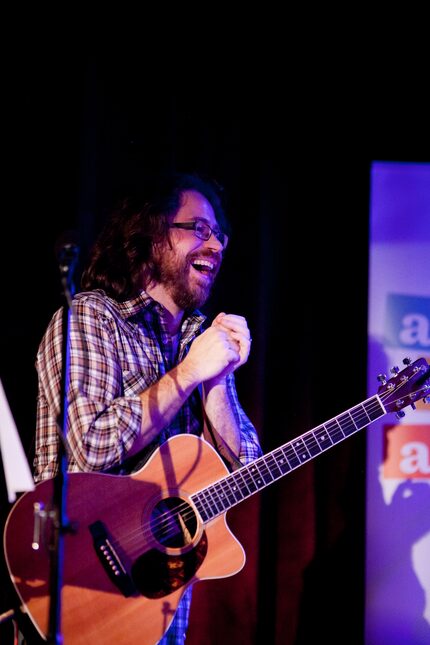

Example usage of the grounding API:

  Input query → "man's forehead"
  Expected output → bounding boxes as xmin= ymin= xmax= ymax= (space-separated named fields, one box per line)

xmin=178 ymin=190 xmax=217 ymax=222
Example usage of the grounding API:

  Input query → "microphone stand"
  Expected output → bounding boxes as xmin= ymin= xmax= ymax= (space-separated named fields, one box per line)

xmin=47 ymin=242 xmax=79 ymax=645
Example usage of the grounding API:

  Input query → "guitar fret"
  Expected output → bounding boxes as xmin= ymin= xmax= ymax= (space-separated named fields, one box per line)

xmin=273 ymin=448 xmax=291 ymax=474
xmin=217 ymin=480 xmax=235 ymax=506
xmin=199 ymin=490 xmax=217 ymax=518
xmin=351 ymin=405 xmax=370 ymax=428
xmin=365 ymin=398 xmax=385 ymax=420
xmin=240 ymin=466 xmax=259 ymax=492
xmin=257 ymin=458 xmax=276 ymax=484
xmin=237 ymin=471 xmax=252 ymax=496
xmin=194 ymin=494 xmax=212 ymax=522
xmin=206 ymin=484 xmax=226 ymax=513
xmin=303 ymin=432 xmax=322 ymax=457
xmin=249 ymin=462 xmax=267 ymax=489
xmin=283 ymin=444 xmax=301 ymax=469
xmin=338 ymin=413 xmax=355 ymax=436
xmin=211 ymin=482 xmax=231 ymax=509
xmin=211 ymin=482 xmax=231 ymax=512
xmin=197 ymin=465 xmax=265 ymax=517
xmin=234 ymin=469 xmax=253 ymax=495
xmin=265 ymin=454 xmax=282 ymax=479
xmin=221 ymin=478 xmax=242 ymax=504
xmin=227 ymin=475 xmax=245 ymax=501
xmin=314 ymin=426 xmax=333 ymax=449
xmin=325 ymin=419 xmax=344 ymax=443
xmin=291 ymin=438 xmax=312 ymax=463
xmin=204 ymin=487 xmax=223 ymax=514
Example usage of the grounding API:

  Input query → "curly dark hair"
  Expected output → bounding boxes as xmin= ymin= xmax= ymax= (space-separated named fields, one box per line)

xmin=81 ymin=172 xmax=230 ymax=301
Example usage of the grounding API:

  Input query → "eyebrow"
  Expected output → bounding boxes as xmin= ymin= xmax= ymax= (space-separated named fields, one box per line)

xmin=184 ymin=216 xmax=221 ymax=229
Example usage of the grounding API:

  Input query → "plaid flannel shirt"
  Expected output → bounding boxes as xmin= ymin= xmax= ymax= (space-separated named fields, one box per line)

xmin=34 ymin=289 xmax=262 ymax=643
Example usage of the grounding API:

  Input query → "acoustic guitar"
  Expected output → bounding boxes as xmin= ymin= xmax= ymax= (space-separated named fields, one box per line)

xmin=4 ymin=357 xmax=430 ymax=644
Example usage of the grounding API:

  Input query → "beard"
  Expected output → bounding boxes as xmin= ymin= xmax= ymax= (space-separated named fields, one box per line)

xmin=152 ymin=245 xmax=219 ymax=310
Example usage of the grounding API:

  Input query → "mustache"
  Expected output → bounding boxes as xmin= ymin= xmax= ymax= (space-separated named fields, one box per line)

xmin=188 ymin=250 xmax=222 ymax=265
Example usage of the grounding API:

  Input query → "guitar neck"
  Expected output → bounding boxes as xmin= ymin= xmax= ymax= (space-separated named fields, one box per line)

xmin=191 ymin=394 xmax=386 ymax=523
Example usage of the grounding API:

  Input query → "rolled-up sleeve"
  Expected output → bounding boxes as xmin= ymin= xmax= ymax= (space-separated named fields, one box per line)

xmin=66 ymin=299 xmax=144 ymax=470
xmin=35 ymin=296 xmax=146 ymax=478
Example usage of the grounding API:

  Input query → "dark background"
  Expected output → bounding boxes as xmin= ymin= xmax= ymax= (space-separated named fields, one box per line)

xmin=1 ymin=48 xmax=428 ymax=644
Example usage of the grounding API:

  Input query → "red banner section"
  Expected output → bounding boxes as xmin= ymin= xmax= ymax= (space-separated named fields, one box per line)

xmin=383 ymin=424 xmax=430 ymax=479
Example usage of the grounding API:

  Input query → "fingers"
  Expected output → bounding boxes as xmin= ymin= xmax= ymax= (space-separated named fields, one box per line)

xmin=213 ymin=312 xmax=226 ymax=325
xmin=211 ymin=314 xmax=252 ymax=370
xmin=214 ymin=327 xmax=241 ymax=357
xmin=211 ymin=313 xmax=252 ymax=342
xmin=186 ymin=325 xmax=240 ymax=383
xmin=203 ymin=313 xmax=253 ymax=379
xmin=228 ymin=330 xmax=251 ymax=345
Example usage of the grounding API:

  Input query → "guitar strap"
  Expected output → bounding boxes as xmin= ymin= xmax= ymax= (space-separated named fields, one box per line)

xmin=200 ymin=384 xmax=243 ymax=472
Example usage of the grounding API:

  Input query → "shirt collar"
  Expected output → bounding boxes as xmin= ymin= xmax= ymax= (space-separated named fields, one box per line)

xmin=116 ymin=289 xmax=206 ymax=331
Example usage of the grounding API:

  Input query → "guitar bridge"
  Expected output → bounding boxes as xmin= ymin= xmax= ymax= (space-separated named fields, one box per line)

xmin=89 ymin=520 xmax=136 ymax=597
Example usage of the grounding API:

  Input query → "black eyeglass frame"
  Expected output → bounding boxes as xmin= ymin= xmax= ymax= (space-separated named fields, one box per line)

xmin=170 ymin=220 xmax=228 ymax=248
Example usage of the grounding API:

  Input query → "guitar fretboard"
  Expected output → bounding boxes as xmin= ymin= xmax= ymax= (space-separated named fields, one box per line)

xmin=192 ymin=394 xmax=385 ymax=523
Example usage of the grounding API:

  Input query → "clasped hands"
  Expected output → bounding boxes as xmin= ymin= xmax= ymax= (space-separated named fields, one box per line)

xmin=185 ymin=312 xmax=252 ymax=384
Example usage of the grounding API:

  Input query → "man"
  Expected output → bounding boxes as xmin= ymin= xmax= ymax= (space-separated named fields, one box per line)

xmin=34 ymin=172 xmax=262 ymax=643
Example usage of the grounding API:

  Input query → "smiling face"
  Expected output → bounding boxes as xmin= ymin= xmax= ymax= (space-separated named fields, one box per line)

xmin=149 ymin=190 xmax=225 ymax=312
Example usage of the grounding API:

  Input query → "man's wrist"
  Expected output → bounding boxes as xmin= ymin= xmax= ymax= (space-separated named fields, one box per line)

xmin=175 ymin=358 xmax=201 ymax=392
xmin=204 ymin=376 xmax=228 ymax=395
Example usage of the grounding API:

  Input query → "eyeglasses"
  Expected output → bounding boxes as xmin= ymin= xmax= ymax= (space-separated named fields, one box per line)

xmin=170 ymin=220 xmax=228 ymax=249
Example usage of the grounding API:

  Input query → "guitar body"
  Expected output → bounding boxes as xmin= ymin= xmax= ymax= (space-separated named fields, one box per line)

xmin=4 ymin=435 xmax=246 ymax=645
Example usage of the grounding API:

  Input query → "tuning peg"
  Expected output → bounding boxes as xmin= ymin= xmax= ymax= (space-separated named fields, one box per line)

xmin=396 ymin=410 xmax=406 ymax=419
xmin=377 ymin=374 xmax=387 ymax=385
xmin=390 ymin=366 xmax=400 ymax=375
xmin=423 ymin=395 xmax=430 ymax=405
xmin=402 ymin=357 xmax=412 ymax=365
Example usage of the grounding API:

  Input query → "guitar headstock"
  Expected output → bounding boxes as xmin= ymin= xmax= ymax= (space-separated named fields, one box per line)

xmin=377 ymin=357 xmax=430 ymax=417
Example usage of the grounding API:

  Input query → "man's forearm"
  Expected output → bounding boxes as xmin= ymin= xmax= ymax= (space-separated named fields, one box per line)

xmin=130 ymin=361 xmax=199 ymax=456
xmin=203 ymin=380 xmax=241 ymax=456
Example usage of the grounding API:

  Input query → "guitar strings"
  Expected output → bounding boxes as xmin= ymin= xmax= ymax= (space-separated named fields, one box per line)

xmin=115 ymin=378 xmax=427 ymax=554
xmin=112 ymin=376 xmax=428 ymax=556
xmin=117 ymin=408 xmax=393 ymax=554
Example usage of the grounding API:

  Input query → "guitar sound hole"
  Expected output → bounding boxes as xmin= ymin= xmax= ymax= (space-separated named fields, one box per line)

xmin=150 ymin=497 xmax=197 ymax=548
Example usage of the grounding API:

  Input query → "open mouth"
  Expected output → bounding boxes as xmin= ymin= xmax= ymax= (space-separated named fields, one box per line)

xmin=190 ymin=258 xmax=217 ymax=279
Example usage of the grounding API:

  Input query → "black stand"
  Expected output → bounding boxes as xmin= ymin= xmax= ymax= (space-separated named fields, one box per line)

xmin=47 ymin=239 xmax=79 ymax=645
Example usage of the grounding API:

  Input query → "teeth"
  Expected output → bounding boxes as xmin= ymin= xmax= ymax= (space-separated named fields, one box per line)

xmin=192 ymin=259 xmax=214 ymax=270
